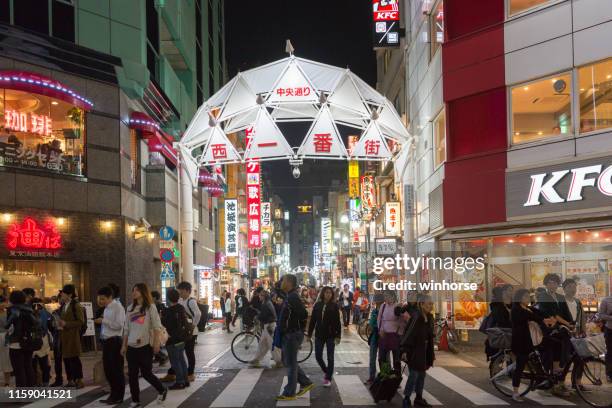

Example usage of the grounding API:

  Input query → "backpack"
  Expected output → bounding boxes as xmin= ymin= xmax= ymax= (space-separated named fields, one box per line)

xmin=18 ymin=310 xmax=44 ymax=351
xmin=177 ymin=308 xmax=192 ymax=342
xmin=183 ymin=298 xmax=196 ymax=335
xmin=71 ymin=301 xmax=87 ymax=336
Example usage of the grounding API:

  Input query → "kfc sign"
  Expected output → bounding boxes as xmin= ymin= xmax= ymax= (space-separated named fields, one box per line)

xmin=372 ymin=0 xmax=400 ymax=47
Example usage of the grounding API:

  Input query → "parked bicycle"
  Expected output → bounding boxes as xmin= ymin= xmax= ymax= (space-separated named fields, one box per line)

xmin=434 ymin=313 xmax=459 ymax=353
xmin=489 ymin=331 xmax=611 ymax=407
xmin=358 ymin=319 xmax=372 ymax=343
xmin=231 ymin=319 xmax=313 ymax=364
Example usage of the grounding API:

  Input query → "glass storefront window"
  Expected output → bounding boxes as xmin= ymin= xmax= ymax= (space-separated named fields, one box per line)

xmin=0 ymin=89 xmax=86 ymax=176
xmin=508 ymin=0 xmax=553 ymax=16
xmin=0 ymin=260 xmax=85 ymax=300
xmin=433 ymin=109 xmax=446 ymax=167
xmin=511 ymin=73 xmax=572 ymax=144
xmin=578 ymin=58 xmax=612 ymax=134
xmin=430 ymin=0 xmax=444 ymax=57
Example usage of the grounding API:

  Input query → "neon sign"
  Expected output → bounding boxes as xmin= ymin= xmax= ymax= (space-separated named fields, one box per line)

xmin=5 ymin=109 xmax=53 ymax=136
xmin=6 ymin=217 xmax=62 ymax=250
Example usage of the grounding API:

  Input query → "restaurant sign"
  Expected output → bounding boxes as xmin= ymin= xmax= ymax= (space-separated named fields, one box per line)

xmin=6 ymin=217 xmax=62 ymax=257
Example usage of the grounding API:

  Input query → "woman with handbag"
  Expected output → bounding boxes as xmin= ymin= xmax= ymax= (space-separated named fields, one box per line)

xmin=122 ymin=283 xmax=167 ymax=407
xmin=510 ymin=289 xmax=556 ymax=402
xmin=377 ymin=291 xmax=405 ymax=376
xmin=400 ymin=294 xmax=435 ymax=408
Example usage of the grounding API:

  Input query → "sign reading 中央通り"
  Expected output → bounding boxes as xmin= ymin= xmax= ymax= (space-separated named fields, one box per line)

xmin=372 ymin=0 xmax=400 ymax=48
xmin=246 ymin=161 xmax=261 ymax=248
xmin=506 ymin=156 xmax=612 ymax=218
xmin=384 ymin=202 xmax=401 ymax=237
xmin=224 ymin=199 xmax=238 ymax=257
xmin=321 ymin=217 xmax=332 ymax=255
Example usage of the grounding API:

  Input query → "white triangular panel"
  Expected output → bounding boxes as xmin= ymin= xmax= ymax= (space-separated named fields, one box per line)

xmin=271 ymin=104 xmax=319 ymax=120
xmin=351 ymin=122 xmax=392 ymax=160
xmin=219 ymin=76 xmax=259 ymax=121
xmin=241 ymin=58 xmax=290 ymax=94
xmin=267 ymin=60 xmax=318 ymax=103
xmin=329 ymin=104 xmax=369 ymax=129
xmin=183 ymin=125 xmax=213 ymax=150
xmin=224 ymin=107 xmax=258 ymax=133
xmin=206 ymin=77 xmax=236 ymax=108
xmin=297 ymin=106 xmax=348 ymax=158
xmin=200 ymin=127 xmax=242 ymax=165
xmin=179 ymin=145 xmax=200 ymax=186
xmin=296 ymin=58 xmax=345 ymax=92
xmin=244 ymin=108 xmax=294 ymax=160
xmin=181 ymin=106 xmax=211 ymax=145
xmin=378 ymin=100 xmax=410 ymax=140
xmin=328 ymin=73 xmax=370 ymax=116
xmin=349 ymin=73 xmax=385 ymax=105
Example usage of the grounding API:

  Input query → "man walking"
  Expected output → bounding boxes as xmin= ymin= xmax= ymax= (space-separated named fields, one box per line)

xmin=338 ymin=284 xmax=353 ymax=328
xmin=94 ymin=287 xmax=126 ymax=404
xmin=275 ymin=274 xmax=314 ymax=401
xmin=178 ymin=282 xmax=200 ymax=382
xmin=58 ymin=284 xmax=85 ymax=388
xmin=599 ymin=294 xmax=612 ymax=381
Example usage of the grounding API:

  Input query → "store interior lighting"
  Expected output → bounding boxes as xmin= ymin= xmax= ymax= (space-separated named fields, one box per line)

xmin=2 ymin=213 xmax=12 ymax=222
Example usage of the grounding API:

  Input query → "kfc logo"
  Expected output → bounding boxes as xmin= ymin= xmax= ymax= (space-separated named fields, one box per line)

xmin=372 ymin=0 xmax=399 ymax=21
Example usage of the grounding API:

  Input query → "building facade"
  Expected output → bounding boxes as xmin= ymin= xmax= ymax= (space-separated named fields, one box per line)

xmin=0 ymin=0 xmax=226 ymax=303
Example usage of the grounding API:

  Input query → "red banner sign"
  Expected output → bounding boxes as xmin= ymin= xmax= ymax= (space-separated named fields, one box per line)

xmin=246 ymin=160 xmax=261 ymax=248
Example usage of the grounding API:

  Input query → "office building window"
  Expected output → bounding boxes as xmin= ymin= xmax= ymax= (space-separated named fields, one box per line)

xmin=0 ymin=0 xmax=9 ymax=24
xmin=578 ymin=58 xmax=612 ymax=134
xmin=511 ymin=73 xmax=572 ymax=144
xmin=14 ymin=0 xmax=48 ymax=35
xmin=430 ymin=0 xmax=444 ymax=57
xmin=146 ymin=0 xmax=160 ymax=83
xmin=52 ymin=0 xmax=74 ymax=42
xmin=129 ymin=130 xmax=141 ymax=192
xmin=433 ymin=109 xmax=446 ymax=168
xmin=508 ymin=0 xmax=553 ymax=16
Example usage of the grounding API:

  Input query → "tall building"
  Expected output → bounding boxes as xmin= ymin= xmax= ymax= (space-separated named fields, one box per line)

xmin=0 ymin=0 xmax=226 ymax=303
xmin=391 ymin=0 xmax=612 ymax=332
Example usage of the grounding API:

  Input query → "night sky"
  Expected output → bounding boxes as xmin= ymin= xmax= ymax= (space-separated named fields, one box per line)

xmin=225 ymin=0 xmax=377 ymax=209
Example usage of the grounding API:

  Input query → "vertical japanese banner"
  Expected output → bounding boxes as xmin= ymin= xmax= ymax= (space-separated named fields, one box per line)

xmin=361 ymin=175 xmax=376 ymax=218
xmin=321 ymin=217 xmax=332 ymax=255
xmin=261 ymin=202 xmax=271 ymax=228
xmin=384 ymin=202 xmax=401 ymax=237
xmin=348 ymin=160 xmax=360 ymax=198
xmin=246 ymin=161 xmax=261 ymax=248
xmin=224 ymin=199 xmax=238 ymax=257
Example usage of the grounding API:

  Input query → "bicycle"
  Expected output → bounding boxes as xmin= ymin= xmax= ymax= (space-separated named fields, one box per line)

xmin=358 ymin=319 xmax=372 ymax=343
xmin=489 ymin=332 xmax=611 ymax=407
xmin=231 ymin=321 xmax=314 ymax=364
xmin=434 ymin=314 xmax=458 ymax=353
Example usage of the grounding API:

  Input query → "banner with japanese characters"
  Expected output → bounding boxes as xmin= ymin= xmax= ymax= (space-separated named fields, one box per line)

xmin=384 ymin=201 xmax=401 ymax=237
xmin=321 ymin=217 xmax=332 ymax=255
xmin=261 ymin=201 xmax=271 ymax=228
xmin=224 ymin=199 xmax=238 ymax=257
xmin=246 ymin=161 xmax=262 ymax=248
xmin=361 ymin=175 xmax=377 ymax=217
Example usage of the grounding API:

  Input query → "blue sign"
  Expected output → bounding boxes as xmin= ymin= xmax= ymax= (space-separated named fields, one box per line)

xmin=161 ymin=262 xmax=175 ymax=279
xmin=159 ymin=225 xmax=175 ymax=241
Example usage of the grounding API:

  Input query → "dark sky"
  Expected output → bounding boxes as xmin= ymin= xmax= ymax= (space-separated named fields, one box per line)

xmin=225 ymin=0 xmax=377 ymax=209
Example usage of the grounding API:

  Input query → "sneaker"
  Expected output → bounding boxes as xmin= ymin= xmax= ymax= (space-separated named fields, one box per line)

xmin=364 ymin=379 xmax=374 ymax=386
xmin=551 ymin=384 xmax=571 ymax=397
xmin=75 ymin=379 xmax=84 ymax=389
xmin=157 ymin=388 xmax=168 ymax=404
xmin=276 ymin=395 xmax=297 ymax=401
xmin=512 ymin=393 xmax=524 ymax=402
xmin=248 ymin=361 xmax=262 ymax=368
xmin=273 ymin=362 xmax=284 ymax=369
xmin=414 ymin=398 xmax=432 ymax=407
xmin=168 ymin=383 xmax=185 ymax=390
xmin=297 ymin=383 xmax=314 ymax=397
xmin=187 ymin=374 xmax=195 ymax=382
xmin=322 ymin=378 xmax=331 ymax=387
xmin=160 ymin=374 xmax=175 ymax=383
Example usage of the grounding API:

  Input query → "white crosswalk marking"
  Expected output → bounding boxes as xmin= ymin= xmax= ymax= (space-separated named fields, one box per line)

xmin=428 ymin=367 xmax=509 ymax=405
xmin=398 ymin=375 xmax=443 ymax=405
xmin=23 ymin=386 xmax=98 ymax=408
xmin=333 ymin=375 xmax=375 ymax=406
xmin=277 ymin=376 xmax=310 ymax=407
xmin=80 ymin=378 xmax=149 ymax=408
xmin=210 ymin=368 xmax=264 ymax=407
xmin=145 ymin=378 xmax=210 ymax=407
xmin=497 ymin=384 xmax=575 ymax=406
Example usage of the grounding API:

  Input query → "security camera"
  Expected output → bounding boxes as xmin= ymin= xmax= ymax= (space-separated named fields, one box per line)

xmin=140 ymin=217 xmax=151 ymax=230
xmin=292 ymin=166 xmax=301 ymax=179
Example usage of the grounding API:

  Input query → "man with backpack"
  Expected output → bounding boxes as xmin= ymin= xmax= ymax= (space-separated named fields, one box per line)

xmin=5 ymin=290 xmax=40 ymax=387
xmin=161 ymin=288 xmax=191 ymax=389
xmin=58 ymin=284 xmax=85 ymax=389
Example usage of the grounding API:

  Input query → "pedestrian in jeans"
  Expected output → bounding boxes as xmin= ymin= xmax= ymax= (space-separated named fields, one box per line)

xmin=161 ymin=288 xmax=190 ymax=389
xmin=121 ymin=283 xmax=167 ymax=407
xmin=4 ymin=290 xmax=36 ymax=387
xmin=307 ymin=286 xmax=341 ymax=387
xmin=401 ymin=294 xmax=435 ymax=408
xmin=365 ymin=293 xmax=385 ymax=385
xmin=377 ymin=291 xmax=405 ymax=376
xmin=151 ymin=291 xmax=168 ymax=367
xmin=58 ymin=284 xmax=85 ymax=388
xmin=232 ymin=288 xmax=248 ymax=331
xmin=510 ymin=289 xmax=556 ymax=402
xmin=94 ymin=287 xmax=126 ymax=404
xmin=249 ymin=290 xmax=281 ymax=368
xmin=338 ymin=284 xmax=353 ymax=328
xmin=275 ymin=274 xmax=314 ymax=401
xmin=599 ymin=294 xmax=612 ymax=381
xmin=31 ymin=299 xmax=52 ymax=386
xmin=224 ymin=292 xmax=233 ymax=333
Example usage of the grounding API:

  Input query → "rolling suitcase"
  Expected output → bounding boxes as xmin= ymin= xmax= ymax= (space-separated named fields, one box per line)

xmin=369 ymin=373 xmax=403 ymax=403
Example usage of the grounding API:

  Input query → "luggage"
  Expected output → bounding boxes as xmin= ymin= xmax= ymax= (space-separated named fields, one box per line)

xmin=571 ymin=334 xmax=607 ymax=359
xmin=486 ymin=327 xmax=512 ymax=350
xmin=369 ymin=373 xmax=402 ymax=403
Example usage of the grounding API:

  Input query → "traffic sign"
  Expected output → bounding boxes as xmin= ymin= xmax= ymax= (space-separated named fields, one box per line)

xmin=160 ymin=248 xmax=175 ymax=263
xmin=159 ymin=240 xmax=174 ymax=249
xmin=159 ymin=226 xmax=175 ymax=241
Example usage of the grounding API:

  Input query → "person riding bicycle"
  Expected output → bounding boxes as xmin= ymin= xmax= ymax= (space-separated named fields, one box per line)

xmin=484 ymin=285 xmax=512 ymax=358
xmin=511 ymin=289 xmax=556 ymax=402
xmin=249 ymin=290 xmax=282 ymax=368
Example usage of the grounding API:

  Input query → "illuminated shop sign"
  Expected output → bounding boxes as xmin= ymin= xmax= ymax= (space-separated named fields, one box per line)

xmin=224 ymin=199 xmax=238 ymax=257
xmin=246 ymin=161 xmax=262 ymax=248
xmin=361 ymin=175 xmax=377 ymax=218
xmin=384 ymin=202 xmax=401 ymax=237
xmin=321 ymin=217 xmax=332 ymax=255
xmin=6 ymin=217 xmax=62 ymax=257
xmin=372 ymin=0 xmax=400 ymax=47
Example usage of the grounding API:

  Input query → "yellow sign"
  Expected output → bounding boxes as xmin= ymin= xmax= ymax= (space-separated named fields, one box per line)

xmin=349 ymin=178 xmax=360 ymax=198
xmin=297 ymin=205 xmax=312 ymax=213
xmin=348 ymin=161 xmax=359 ymax=178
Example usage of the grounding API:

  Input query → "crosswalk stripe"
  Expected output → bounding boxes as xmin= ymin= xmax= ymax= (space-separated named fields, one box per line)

xmin=277 ymin=376 xmax=310 ymax=407
xmin=23 ymin=386 xmax=98 ymax=408
xmin=497 ymin=383 xmax=575 ymax=405
xmin=398 ymin=375 xmax=443 ymax=405
xmin=145 ymin=378 xmax=210 ymax=407
xmin=428 ymin=367 xmax=509 ymax=405
xmin=334 ymin=375 xmax=375 ymax=406
xmin=210 ymin=368 xmax=264 ymax=407
xmin=79 ymin=378 xmax=149 ymax=408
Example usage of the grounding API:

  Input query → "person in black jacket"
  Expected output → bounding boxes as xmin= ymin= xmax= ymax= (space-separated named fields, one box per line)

xmin=232 ymin=288 xmax=249 ymax=330
xmin=485 ymin=285 xmax=513 ymax=358
xmin=307 ymin=286 xmax=341 ymax=387
xmin=338 ymin=284 xmax=353 ymax=328
xmin=275 ymin=274 xmax=313 ymax=401
xmin=401 ymin=294 xmax=435 ymax=408
xmin=5 ymin=290 xmax=37 ymax=387
xmin=161 ymin=289 xmax=189 ymax=390
xmin=511 ymin=289 xmax=556 ymax=402
xmin=249 ymin=290 xmax=281 ymax=368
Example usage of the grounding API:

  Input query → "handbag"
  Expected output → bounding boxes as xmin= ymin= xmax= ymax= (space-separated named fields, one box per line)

xmin=528 ymin=321 xmax=543 ymax=346
xmin=479 ymin=313 xmax=494 ymax=334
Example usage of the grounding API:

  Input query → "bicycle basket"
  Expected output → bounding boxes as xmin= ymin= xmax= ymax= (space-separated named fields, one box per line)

xmin=486 ymin=327 xmax=512 ymax=350
xmin=570 ymin=334 xmax=607 ymax=359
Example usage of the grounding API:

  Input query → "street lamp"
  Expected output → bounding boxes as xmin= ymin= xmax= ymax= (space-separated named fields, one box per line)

xmin=334 ymin=231 xmax=341 ymax=239
xmin=341 ymin=235 xmax=349 ymax=244
xmin=340 ymin=214 xmax=349 ymax=224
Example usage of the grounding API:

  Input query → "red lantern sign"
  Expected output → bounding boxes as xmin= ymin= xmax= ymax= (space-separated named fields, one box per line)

xmin=6 ymin=217 xmax=62 ymax=250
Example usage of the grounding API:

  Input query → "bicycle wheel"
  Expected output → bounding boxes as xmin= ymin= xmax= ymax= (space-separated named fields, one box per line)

xmin=489 ymin=352 xmax=533 ymax=397
xmin=297 ymin=336 xmax=313 ymax=363
xmin=231 ymin=331 xmax=260 ymax=363
xmin=358 ymin=321 xmax=371 ymax=343
xmin=574 ymin=358 xmax=612 ymax=408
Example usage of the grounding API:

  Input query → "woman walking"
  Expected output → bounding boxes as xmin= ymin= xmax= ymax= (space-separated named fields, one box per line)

xmin=307 ymin=286 xmax=341 ymax=387
xmin=401 ymin=294 xmax=435 ymax=408
xmin=58 ymin=284 xmax=85 ymax=388
xmin=510 ymin=288 xmax=556 ymax=402
xmin=122 ymin=283 xmax=167 ymax=407
xmin=224 ymin=292 xmax=233 ymax=333
xmin=377 ymin=291 xmax=405 ymax=376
